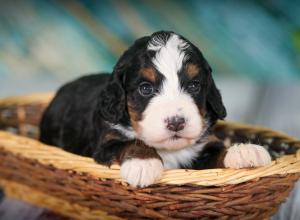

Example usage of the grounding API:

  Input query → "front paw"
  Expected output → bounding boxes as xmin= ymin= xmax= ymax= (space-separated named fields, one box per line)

xmin=120 ymin=158 xmax=163 ymax=187
xmin=224 ymin=143 xmax=272 ymax=169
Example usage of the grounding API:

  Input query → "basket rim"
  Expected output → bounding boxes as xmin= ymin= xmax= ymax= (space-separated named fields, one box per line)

xmin=0 ymin=124 xmax=299 ymax=186
xmin=0 ymin=93 xmax=299 ymax=186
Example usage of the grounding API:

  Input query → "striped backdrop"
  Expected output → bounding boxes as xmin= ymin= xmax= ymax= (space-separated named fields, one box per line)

xmin=0 ymin=0 xmax=299 ymax=88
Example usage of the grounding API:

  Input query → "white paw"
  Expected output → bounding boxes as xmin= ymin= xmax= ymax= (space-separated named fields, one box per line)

xmin=120 ymin=158 xmax=163 ymax=187
xmin=224 ymin=143 xmax=272 ymax=169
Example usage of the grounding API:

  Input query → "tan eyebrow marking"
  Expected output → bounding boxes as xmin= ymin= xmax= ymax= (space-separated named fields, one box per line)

xmin=141 ymin=68 xmax=156 ymax=82
xmin=127 ymin=99 xmax=141 ymax=135
xmin=186 ymin=64 xmax=199 ymax=79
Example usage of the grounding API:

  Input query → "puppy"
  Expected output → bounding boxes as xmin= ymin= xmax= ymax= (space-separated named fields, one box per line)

xmin=40 ymin=31 xmax=271 ymax=187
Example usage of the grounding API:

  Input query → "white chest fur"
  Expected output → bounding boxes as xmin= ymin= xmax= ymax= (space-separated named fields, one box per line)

xmin=157 ymin=142 xmax=206 ymax=169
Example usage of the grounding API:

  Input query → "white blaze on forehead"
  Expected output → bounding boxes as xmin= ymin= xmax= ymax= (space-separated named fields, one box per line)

xmin=148 ymin=34 xmax=188 ymax=94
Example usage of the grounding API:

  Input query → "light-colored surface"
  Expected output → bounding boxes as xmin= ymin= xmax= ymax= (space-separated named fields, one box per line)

xmin=221 ymin=80 xmax=300 ymax=138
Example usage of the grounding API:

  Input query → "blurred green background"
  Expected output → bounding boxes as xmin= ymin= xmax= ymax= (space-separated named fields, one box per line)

xmin=0 ymin=1 xmax=300 ymax=219
xmin=0 ymin=0 xmax=300 ymax=83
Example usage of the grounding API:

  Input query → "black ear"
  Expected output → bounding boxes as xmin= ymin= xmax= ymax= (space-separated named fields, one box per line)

xmin=207 ymin=78 xmax=227 ymax=120
xmin=98 ymin=79 xmax=126 ymax=123
xmin=98 ymin=36 xmax=151 ymax=124
xmin=205 ymin=62 xmax=227 ymax=121
xmin=99 ymin=36 xmax=152 ymax=122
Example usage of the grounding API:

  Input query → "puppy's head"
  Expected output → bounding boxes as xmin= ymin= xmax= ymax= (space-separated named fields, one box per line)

xmin=99 ymin=31 xmax=226 ymax=150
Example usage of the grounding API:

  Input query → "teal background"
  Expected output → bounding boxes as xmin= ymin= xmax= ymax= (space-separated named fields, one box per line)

xmin=0 ymin=0 xmax=300 ymax=87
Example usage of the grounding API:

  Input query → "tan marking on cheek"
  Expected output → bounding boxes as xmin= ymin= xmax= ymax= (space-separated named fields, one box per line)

xmin=206 ymin=134 xmax=220 ymax=143
xmin=103 ymin=132 xmax=122 ymax=142
xmin=196 ymin=103 xmax=206 ymax=120
xmin=186 ymin=64 xmax=199 ymax=79
xmin=197 ymin=105 xmax=207 ymax=134
xmin=141 ymin=68 xmax=156 ymax=82
xmin=127 ymin=100 xmax=142 ymax=135
xmin=199 ymin=107 xmax=206 ymax=117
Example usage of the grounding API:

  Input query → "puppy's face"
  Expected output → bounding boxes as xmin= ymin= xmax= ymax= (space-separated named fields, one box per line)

xmin=102 ymin=31 xmax=226 ymax=151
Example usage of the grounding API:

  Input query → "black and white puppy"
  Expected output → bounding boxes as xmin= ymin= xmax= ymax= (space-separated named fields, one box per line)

xmin=40 ymin=31 xmax=271 ymax=187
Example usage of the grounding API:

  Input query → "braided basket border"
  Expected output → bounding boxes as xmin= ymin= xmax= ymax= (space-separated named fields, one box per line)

xmin=0 ymin=129 xmax=299 ymax=186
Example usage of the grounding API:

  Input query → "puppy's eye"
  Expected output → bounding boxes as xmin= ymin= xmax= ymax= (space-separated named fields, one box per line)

xmin=138 ymin=82 xmax=154 ymax=96
xmin=187 ymin=80 xmax=201 ymax=93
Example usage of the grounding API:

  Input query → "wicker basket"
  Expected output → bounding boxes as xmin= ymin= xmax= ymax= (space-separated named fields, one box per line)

xmin=0 ymin=93 xmax=299 ymax=220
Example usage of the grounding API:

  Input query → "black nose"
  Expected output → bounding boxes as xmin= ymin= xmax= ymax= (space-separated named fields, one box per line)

xmin=166 ymin=116 xmax=185 ymax=132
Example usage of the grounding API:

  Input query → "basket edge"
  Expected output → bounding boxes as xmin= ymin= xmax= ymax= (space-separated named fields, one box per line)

xmin=0 ymin=130 xmax=299 ymax=186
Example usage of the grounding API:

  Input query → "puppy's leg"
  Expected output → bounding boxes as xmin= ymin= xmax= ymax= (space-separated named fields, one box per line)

xmin=93 ymin=139 xmax=127 ymax=166
xmin=191 ymin=141 xmax=227 ymax=169
xmin=192 ymin=141 xmax=271 ymax=169
xmin=118 ymin=141 xmax=163 ymax=187
xmin=93 ymin=131 xmax=163 ymax=187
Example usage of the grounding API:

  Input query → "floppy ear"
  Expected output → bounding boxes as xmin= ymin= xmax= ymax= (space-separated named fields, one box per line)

xmin=98 ymin=36 xmax=151 ymax=124
xmin=207 ymin=78 xmax=227 ymax=120
xmin=97 ymin=53 xmax=130 ymax=124
xmin=205 ymin=63 xmax=227 ymax=121
xmin=97 ymin=78 xmax=126 ymax=124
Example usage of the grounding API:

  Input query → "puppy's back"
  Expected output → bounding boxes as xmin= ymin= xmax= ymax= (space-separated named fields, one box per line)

xmin=40 ymin=73 xmax=110 ymax=154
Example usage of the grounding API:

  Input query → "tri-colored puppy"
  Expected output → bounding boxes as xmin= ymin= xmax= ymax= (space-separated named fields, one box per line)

xmin=40 ymin=31 xmax=271 ymax=187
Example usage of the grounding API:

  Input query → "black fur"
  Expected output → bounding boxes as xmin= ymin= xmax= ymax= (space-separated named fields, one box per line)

xmin=40 ymin=31 xmax=227 ymax=168
xmin=206 ymin=75 xmax=227 ymax=123
xmin=40 ymin=74 xmax=113 ymax=157
xmin=98 ymin=80 xmax=127 ymax=124
xmin=191 ymin=141 xmax=226 ymax=169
